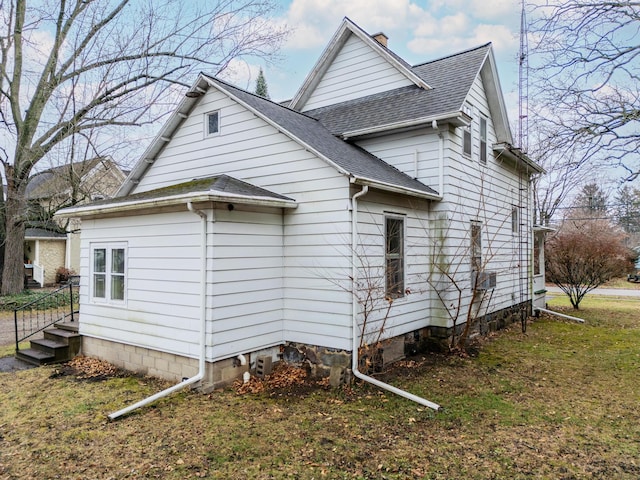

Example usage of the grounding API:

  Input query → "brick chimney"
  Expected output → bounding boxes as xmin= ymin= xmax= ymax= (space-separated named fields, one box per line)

xmin=372 ymin=32 xmax=388 ymax=47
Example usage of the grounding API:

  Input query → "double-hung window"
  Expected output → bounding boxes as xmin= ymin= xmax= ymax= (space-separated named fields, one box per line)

xmin=91 ymin=243 xmax=127 ymax=304
xmin=385 ymin=216 xmax=405 ymax=298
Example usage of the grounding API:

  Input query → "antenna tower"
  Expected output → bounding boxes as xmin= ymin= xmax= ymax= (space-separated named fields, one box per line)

xmin=518 ymin=0 xmax=529 ymax=152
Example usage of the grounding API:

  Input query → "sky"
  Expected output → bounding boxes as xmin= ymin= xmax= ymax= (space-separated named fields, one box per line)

xmin=229 ymin=0 xmax=527 ymax=117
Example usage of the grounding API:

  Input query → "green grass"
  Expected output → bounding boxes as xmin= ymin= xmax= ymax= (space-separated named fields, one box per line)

xmin=0 ymin=295 xmax=638 ymax=479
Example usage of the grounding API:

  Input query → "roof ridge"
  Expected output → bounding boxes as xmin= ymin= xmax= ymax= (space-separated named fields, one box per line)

xmin=412 ymin=42 xmax=491 ymax=68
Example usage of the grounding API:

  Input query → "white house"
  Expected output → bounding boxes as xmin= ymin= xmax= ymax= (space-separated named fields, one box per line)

xmin=58 ymin=18 xmax=544 ymax=392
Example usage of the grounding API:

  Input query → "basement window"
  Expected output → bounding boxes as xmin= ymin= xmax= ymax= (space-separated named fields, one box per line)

xmin=91 ymin=243 xmax=127 ymax=304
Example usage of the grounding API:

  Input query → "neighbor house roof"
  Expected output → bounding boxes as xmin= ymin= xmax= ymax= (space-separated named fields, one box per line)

xmin=57 ymin=175 xmax=297 ymax=218
xmin=26 ymin=158 xmax=113 ymax=199
xmin=25 ymin=227 xmax=67 ymax=240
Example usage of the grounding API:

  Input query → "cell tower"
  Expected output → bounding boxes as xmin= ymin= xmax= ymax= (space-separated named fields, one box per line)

xmin=518 ymin=0 xmax=529 ymax=152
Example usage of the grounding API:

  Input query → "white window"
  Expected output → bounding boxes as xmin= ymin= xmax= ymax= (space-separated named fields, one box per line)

xmin=385 ymin=216 xmax=405 ymax=298
xmin=91 ymin=243 xmax=127 ymax=304
xmin=512 ymin=206 xmax=519 ymax=233
xmin=205 ymin=111 xmax=220 ymax=136
xmin=479 ymin=117 xmax=487 ymax=164
xmin=463 ymin=126 xmax=472 ymax=157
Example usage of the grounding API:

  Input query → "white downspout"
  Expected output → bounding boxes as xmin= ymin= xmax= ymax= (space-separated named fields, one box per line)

xmin=108 ymin=201 xmax=208 ymax=420
xmin=350 ymin=185 xmax=440 ymax=411
xmin=533 ymin=307 xmax=585 ymax=323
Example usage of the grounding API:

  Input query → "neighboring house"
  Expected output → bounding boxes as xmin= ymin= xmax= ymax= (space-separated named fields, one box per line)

xmin=25 ymin=157 xmax=127 ymax=286
xmin=57 ymin=18 xmax=544 ymax=390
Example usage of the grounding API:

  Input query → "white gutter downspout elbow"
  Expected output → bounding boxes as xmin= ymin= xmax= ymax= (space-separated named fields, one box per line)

xmin=350 ymin=185 xmax=440 ymax=411
xmin=108 ymin=201 xmax=208 ymax=420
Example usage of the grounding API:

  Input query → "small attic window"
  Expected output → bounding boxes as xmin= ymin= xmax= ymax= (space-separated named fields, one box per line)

xmin=205 ymin=111 xmax=219 ymax=136
xmin=463 ymin=127 xmax=472 ymax=157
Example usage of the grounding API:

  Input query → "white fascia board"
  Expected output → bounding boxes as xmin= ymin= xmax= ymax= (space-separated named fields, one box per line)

xmin=493 ymin=142 xmax=545 ymax=174
xmin=55 ymin=191 xmax=297 ymax=219
xmin=117 ymin=76 xmax=208 ymax=197
xmin=205 ymin=78 xmax=352 ymax=179
xmin=478 ymin=48 xmax=513 ymax=144
xmin=341 ymin=112 xmax=470 ymax=139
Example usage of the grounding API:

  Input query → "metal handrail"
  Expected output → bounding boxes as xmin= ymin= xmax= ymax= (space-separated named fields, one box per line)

xmin=14 ymin=283 xmax=79 ymax=353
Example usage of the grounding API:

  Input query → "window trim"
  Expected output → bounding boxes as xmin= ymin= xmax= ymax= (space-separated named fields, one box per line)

xmin=204 ymin=110 xmax=220 ymax=137
xmin=385 ymin=215 xmax=405 ymax=299
xmin=90 ymin=243 xmax=127 ymax=305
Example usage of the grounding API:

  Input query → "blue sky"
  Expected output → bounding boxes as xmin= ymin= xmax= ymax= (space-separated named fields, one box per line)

xmin=228 ymin=0 xmax=526 ymax=113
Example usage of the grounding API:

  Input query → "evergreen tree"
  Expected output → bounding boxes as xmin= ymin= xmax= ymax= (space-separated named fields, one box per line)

xmin=614 ymin=185 xmax=640 ymax=234
xmin=573 ymin=183 xmax=608 ymax=218
xmin=255 ymin=68 xmax=270 ymax=99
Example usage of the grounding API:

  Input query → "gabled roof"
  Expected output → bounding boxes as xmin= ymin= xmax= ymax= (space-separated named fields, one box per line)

xmin=120 ymin=74 xmax=440 ymax=200
xmin=205 ymin=76 xmax=439 ymax=198
xmin=26 ymin=158 xmax=111 ymax=199
xmin=305 ymin=43 xmax=496 ymax=139
xmin=57 ymin=175 xmax=297 ymax=218
xmin=288 ymin=17 xmax=431 ymax=111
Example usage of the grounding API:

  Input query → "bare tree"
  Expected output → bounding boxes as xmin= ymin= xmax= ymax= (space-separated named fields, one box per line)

xmin=529 ymin=1 xmax=640 ymax=182
xmin=545 ymin=218 xmax=634 ymax=309
xmin=0 ymin=0 xmax=288 ymax=294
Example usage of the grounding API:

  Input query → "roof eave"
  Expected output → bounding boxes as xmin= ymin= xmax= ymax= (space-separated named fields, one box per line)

xmin=55 ymin=191 xmax=298 ymax=219
xmin=493 ymin=142 xmax=545 ymax=174
xmin=351 ymin=176 xmax=441 ymax=201
xmin=118 ymin=76 xmax=209 ymax=197
xmin=341 ymin=111 xmax=471 ymax=140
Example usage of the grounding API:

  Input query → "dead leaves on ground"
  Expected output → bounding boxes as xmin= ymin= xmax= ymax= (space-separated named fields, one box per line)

xmin=50 ymin=355 xmax=120 ymax=381
xmin=232 ymin=363 xmax=335 ymax=395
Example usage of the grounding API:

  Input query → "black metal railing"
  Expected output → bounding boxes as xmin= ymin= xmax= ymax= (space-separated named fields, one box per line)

xmin=14 ymin=283 xmax=79 ymax=353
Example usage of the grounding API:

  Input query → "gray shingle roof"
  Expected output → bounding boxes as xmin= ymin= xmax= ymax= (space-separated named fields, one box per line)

xmin=25 ymin=158 xmax=107 ymax=199
xmin=208 ymin=76 xmax=438 ymax=196
xmin=304 ymin=43 xmax=491 ymax=135
xmin=25 ymin=227 xmax=67 ymax=239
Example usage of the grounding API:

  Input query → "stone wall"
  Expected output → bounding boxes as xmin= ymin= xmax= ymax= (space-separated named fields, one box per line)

xmin=38 ymin=240 xmax=66 ymax=285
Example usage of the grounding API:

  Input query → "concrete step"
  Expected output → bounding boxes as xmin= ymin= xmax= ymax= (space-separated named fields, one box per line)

xmin=15 ymin=348 xmax=55 ymax=366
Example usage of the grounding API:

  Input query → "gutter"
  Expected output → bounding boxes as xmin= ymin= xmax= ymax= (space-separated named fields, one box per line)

xmin=350 ymin=185 xmax=440 ymax=411
xmin=108 ymin=201 xmax=209 ymax=420
xmin=56 ymin=191 xmax=297 ymax=219
xmin=351 ymin=176 xmax=441 ymax=201
xmin=341 ymin=111 xmax=471 ymax=140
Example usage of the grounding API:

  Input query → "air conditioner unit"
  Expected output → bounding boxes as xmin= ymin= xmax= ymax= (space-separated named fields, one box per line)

xmin=472 ymin=270 xmax=497 ymax=291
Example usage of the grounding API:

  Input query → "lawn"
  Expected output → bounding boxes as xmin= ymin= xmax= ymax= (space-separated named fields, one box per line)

xmin=0 ymin=294 xmax=638 ymax=479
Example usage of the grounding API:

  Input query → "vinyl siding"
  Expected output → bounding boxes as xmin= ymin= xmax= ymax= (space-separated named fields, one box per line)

xmin=300 ymin=34 xmax=413 ymax=111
